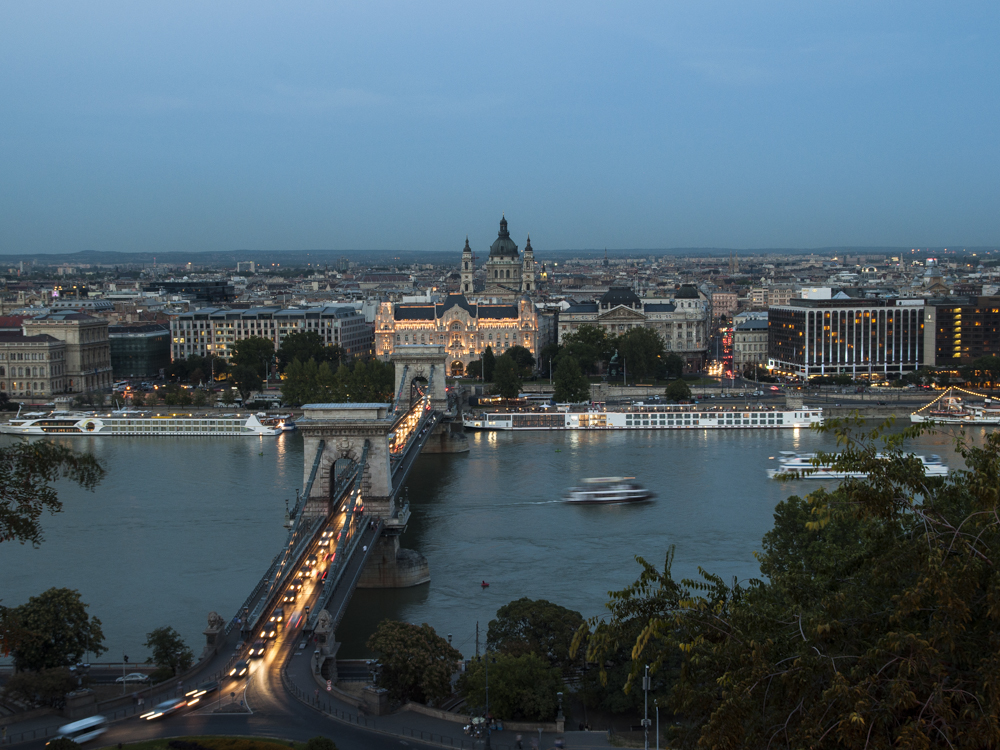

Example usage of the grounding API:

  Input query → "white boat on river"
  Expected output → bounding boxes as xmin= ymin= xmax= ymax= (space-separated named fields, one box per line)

xmin=0 ymin=410 xmax=280 ymax=437
xmin=767 ymin=451 xmax=949 ymax=479
xmin=563 ymin=477 xmax=655 ymax=505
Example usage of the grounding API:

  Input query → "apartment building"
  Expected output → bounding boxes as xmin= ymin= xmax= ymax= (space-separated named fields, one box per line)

xmin=170 ymin=306 xmax=374 ymax=361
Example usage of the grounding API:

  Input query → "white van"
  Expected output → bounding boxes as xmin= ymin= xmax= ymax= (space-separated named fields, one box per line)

xmin=47 ymin=715 xmax=108 ymax=745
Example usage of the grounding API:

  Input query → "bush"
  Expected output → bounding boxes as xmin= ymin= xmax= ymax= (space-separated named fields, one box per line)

xmin=1 ymin=667 xmax=76 ymax=707
xmin=304 ymin=738 xmax=338 ymax=750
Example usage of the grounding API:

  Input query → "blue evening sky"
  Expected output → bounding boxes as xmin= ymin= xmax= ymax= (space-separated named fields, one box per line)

xmin=2 ymin=2 xmax=998 ymax=254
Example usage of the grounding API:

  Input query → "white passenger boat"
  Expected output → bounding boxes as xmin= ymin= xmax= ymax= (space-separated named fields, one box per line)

xmin=0 ymin=410 xmax=280 ymax=437
xmin=563 ymin=477 xmax=655 ymax=505
xmin=910 ymin=388 xmax=1000 ymax=425
xmin=767 ymin=451 xmax=949 ymax=479
xmin=257 ymin=413 xmax=297 ymax=431
xmin=463 ymin=405 xmax=822 ymax=431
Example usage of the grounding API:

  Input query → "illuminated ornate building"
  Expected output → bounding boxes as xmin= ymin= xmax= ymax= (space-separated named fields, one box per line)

xmin=375 ymin=294 xmax=539 ymax=377
xmin=462 ymin=216 xmax=536 ymax=301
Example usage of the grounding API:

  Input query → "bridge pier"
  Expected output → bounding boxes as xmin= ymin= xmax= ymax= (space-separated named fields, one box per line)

xmin=357 ymin=533 xmax=430 ymax=588
xmin=420 ymin=419 xmax=469 ymax=454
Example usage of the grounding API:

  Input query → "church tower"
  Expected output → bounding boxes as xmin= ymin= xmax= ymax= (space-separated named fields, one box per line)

xmin=522 ymin=234 xmax=535 ymax=293
xmin=460 ymin=237 xmax=474 ymax=295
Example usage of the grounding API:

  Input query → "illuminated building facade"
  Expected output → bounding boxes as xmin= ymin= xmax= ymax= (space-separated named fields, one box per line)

xmin=375 ymin=293 xmax=539 ymax=377
xmin=768 ymin=298 xmax=924 ymax=379
xmin=923 ymin=297 xmax=1000 ymax=367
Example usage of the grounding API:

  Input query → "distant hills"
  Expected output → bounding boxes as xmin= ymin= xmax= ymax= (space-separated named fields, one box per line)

xmin=0 ymin=246 xmax=994 ymax=267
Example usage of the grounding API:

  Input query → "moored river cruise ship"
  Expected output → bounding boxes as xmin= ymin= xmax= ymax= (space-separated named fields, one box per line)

xmin=463 ymin=405 xmax=823 ymax=431
xmin=0 ymin=410 xmax=281 ymax=437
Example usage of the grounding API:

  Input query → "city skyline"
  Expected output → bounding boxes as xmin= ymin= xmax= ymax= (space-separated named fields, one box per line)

xmin=2 ymin=2 xmax=999 ymax=254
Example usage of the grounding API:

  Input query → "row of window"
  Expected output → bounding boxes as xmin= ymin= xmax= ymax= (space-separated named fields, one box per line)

xmin=0 ymin=351 xmax=63 ymax=361
xmin=0 ymin=365 xmax=62 ymax=377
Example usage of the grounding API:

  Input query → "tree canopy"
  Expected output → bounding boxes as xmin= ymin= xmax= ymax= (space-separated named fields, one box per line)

xmin=618 ymin=327 xmax=664 ymax=382
xmin=487 ymin=597 xmax=585 ymax=671
xmin=492 ymin=353 xmax=522 ymax=399
xmin=229 ymin=364 xmax=263 ymax=404
xmin=506 ymin=345 xmax=536 ymax=375
xmin=367 ymin=620 xmax=461 ymax=705
xmin=576 ymin=420 xmax=1000 ymax=749
xmin=0 ymin=441 xmax=105 ymax=547
xmin=144 ymin=626 xmax=194 ymax=676
xmin=276 ymin=331 xmax=342 ymax=372
xmin=553 ymin=355 xmax=590 ymax=403
xmin=281 ymin=358 xmax=395 ymax=406
xmin=10 ymin=588 xmax=106 ymax=672
xmin=458 ymin=652 xmax=564 ymax=721
xmin=230 ymin=336 xmax=275 ymax=379
xmin=664 ymin=378 xmax=691 ymax=402
xmin=561 ymin=325 xmax=613 ymax=376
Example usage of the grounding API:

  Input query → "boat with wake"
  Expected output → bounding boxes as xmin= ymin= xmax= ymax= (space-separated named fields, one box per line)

xmin=563 ymin=477 xmax=655 ymax=504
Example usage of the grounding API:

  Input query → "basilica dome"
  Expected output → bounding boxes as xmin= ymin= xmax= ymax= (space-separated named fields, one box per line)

xmin=489 ymin=216 xmax=519 ymax=258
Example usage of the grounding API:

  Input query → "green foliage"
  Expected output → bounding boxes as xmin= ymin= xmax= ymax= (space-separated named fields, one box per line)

xmin=230 ymin=336 xmax=275 ymax=379
xmin=144 ymin=626 xmax=194 ymax=676
xmin=366 ymin=620 xmax=461 ymax=705
xmin=663 ymin=378 xmax=691 ymax=402
xmin=10 ymin=588 xmax=106 ymax=671
xmin=584 ymin=420 xmax=1000 ymax=749
xmin=618 ymin=327 xmax=664 ymax=382
xmin=1 ymin=667 xmax=77 ymax=708
xmin=961 ymin=355 xmax=1000 ymax=387
xmin=220 ymin=388 xmax=237 ymax=406
xmin=230 ymin=365 xmax=262 ymax=404
xmin=482 ymin=346 xmax=496 ymax=382
xmin=553 ymin=356 xmax=590 ymax=403
xmin=282 ymin=358 xmax=395 ymax=406
xmin=659 ymin=352 xmax=684 ymax=380
xmin=561 ymin=325 xmax=613 ymax=376
xmin=41 ymin=738 xmax=81 ymax=750
xmin=302 ymin=738 xmax=337 ymax=750
xmin=162 ymin=384 xmax=193 ymax=406
xmin=192 ymin=390 xmax=208 ymax=407
xmin=0 ymin=441 xmax=105 ymax=546
xmin=492 ymin=354 xmax=522 ymax=399
xmin=458 ymin=652 xmax=564 ymax=721
xmin=487 ymin=598 xmax=584 ymax=670
xmin=276 ymin=331 xmax=342 ymax=372
xmin=131 ymin=392 xmax=146 ymax=407
xmin=506 ymin=345 xmax=536 ymax=375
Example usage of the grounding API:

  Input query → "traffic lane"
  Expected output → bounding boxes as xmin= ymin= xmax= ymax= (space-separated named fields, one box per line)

xmin=13 ymin=710 xmax=442 ymax=750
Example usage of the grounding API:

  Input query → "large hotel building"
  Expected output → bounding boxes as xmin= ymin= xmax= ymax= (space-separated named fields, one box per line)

xmin=768 ymin=298 xmax=925 ymax=379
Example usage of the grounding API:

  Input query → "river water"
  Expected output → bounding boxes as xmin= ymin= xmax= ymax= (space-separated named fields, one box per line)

xmin=0 ymin=422 xmax=979 ymax=662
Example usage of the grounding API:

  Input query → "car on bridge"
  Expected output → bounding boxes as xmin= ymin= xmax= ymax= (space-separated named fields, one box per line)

xmin=248 ymin=640 xmax=267 ymax=658
xmin=289 ymin=576 xmax=304 ymax=592
xmin=260 ymin=624 xmax=277 ymax=639
xmin=304 ymin=554 xmax=319 ymax=575
xmin=184 ymin=680 xmax=219 ymax=706
xmin=270 ymin=607 xmax=285 ymax=625
xmin=282 ymin=589 xmax=297 ymax=603
xmin=229 ymin=660 xmax=249 ymax=678
xmin=141 ymin=697 xmax=186 ymax=721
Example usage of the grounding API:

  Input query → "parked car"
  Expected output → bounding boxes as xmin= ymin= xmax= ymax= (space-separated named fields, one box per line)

xmin=115 ymin=672 xmax=150 ymax=683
